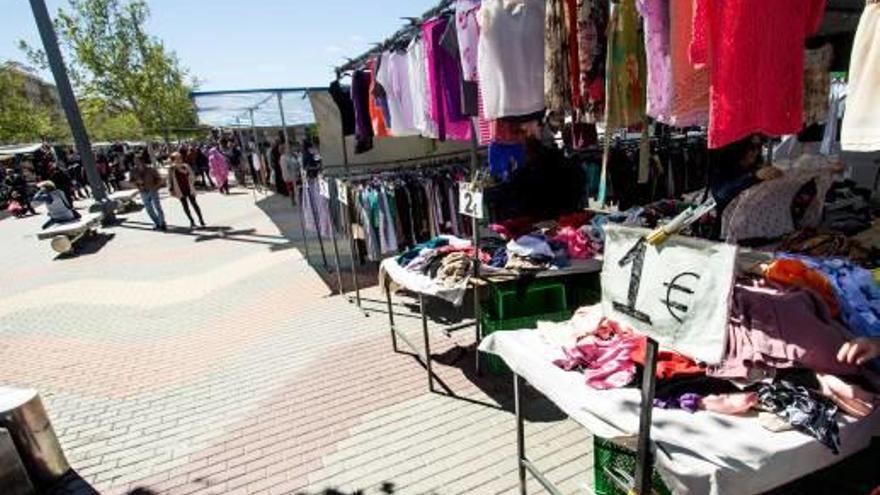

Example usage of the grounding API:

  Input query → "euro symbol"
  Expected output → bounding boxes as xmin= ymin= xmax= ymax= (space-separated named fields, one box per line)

xmin=662 ymin=272 xmax=700 ymax=323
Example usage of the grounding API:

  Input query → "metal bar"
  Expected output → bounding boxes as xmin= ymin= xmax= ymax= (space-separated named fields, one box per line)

xmin=386 ymin=281 xmax=398 ymax=352
xmin=309 ymin=182 xmax=330 ymax=270
xmin=339 ymin=107 xmax=363 ymax=308
xmin=522 ymin=459 xmax=565 ymax=495
xmin=468 ymin=119 xmax=482 ymax=376
xmin=330 ymin=219 xmax=345 ymax=295
xmin=190 ymin=86 xmax=328 ymax=97
xmin=633 ymin=338 xmax=660 ymax=495
xmin=420 ymin=294 xmax=434 ymax=393
xmin=322 ymin=148 xmax=485 ymax=173
xmin=297 ymin=173 xmax=313 ymax=264
xmin=248 ymin=110 xmax=259 ymax=203
xmin=515 ymin=373 xmax=527 ymax=495
xmin=28 ymin=0 xmax=111 ymax=212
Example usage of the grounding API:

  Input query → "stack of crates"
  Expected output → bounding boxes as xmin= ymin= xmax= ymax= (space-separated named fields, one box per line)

xmin=480 ymin=280 xmax=572 ymax=374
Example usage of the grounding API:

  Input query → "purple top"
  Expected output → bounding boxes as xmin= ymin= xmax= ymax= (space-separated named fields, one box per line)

xmin=351 ymin=70 xmax=374 ymax=151
xmin=423 ymin=16 xmax=472 ymax=142
xmin=637 ymin=0 xmax=672 ymax=121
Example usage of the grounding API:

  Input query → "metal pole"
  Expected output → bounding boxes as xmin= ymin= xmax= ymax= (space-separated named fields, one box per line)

xmin=342 ymin=128 xmax=363 ymax=308
xmin=28 ymin=0 xmax=111 ymax=214
xmin=469 ymin=119 xmax=482 ymax=375
xmin=420 ymin=293 xmax=433 ymax=393
xmin=248 ymin=110 xmax=263 ymax=194
xmin=386 ymin=277 xmax=398 ymax=352
xmin=515 ymin=373 xmax=527 ymax=495
xmin=633 ymin=338 xmax=659 ymax=495
xmin=329 ymin=191 xmax=345 ymax=295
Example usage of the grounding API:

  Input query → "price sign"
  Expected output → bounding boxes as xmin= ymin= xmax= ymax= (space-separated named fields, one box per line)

xmin=458 ymin=182 xmax=484 ymax=219
xmin=319 ymin=178 xmax=330 ymax=199
xmin=337 ymin=180 xmax=348 ymax=205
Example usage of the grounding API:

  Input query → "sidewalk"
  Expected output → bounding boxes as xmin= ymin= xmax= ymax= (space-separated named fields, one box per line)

xmin=0 ymin=187 xmax=592 ymax=495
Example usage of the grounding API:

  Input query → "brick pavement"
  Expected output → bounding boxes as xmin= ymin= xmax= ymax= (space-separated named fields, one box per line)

xmin=0 ymin=186 xmax=593 ymax=494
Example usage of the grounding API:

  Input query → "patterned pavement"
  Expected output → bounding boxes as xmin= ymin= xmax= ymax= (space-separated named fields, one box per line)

xmin=0 ymin=186 xmax=593 ymax=495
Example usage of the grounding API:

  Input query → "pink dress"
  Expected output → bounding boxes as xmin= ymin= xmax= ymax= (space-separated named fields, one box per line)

xmin=208 ymin=148 xmax=229 ymax=189
xmin=691 ymin=0 xmax=827 ymax=148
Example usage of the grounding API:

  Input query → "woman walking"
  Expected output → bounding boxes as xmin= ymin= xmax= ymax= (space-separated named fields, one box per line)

xmin=168 ymin=152 xmax=206 ymax=229
xmin=208 ymin=145 xmax=231 ymax=195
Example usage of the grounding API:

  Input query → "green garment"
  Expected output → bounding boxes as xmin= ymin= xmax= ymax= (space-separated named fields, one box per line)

xmin=605 ymin=0 xmax=646 ymax=130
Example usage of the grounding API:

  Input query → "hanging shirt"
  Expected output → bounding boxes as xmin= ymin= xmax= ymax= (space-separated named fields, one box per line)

xmin=545 ymin=0 xmax=571 ymax=128
xmin=406 ymin=38 xmax=437 ymax=139
xmin=636 ymin=0 xmax=672 ymax=122
xmin=376 ymin=51 xmax=420 ymax=136
xmin=424 ymin=15 xmax=472 ymax=141
xmin=666 ymin=0 xmax=708 ymax=127
xmin=605 ymin=0 xmax=646 ymax=130
xmin=478 ymin=0 xmax=546 ymax=119
xmin=367 ymin=58 xmax=390 ymax=138
xmin=691 ymin=0 xmax=827 ymax=149
xmin=351 ymin=69 xmax=374 ymax=153
xmin=803 ymin=44 xmax=833 ymax=126
xmin=841 ymin=1 xmax=880 ymax=152
xmin=576 ymin=0 xmax=608 ymax=123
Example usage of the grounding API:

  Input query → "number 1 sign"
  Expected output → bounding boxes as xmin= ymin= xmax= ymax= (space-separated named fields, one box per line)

xmin=601 ymin=226 xmax=737 ymax=365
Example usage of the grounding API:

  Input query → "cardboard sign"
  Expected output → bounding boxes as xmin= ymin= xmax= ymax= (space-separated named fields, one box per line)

xmin=601 ymin=226 xmax=737 ymax=364
xmin=458 ymin=182 xmax=484 ymax=219
xmin=319 ymin=178 xmax=330 ymax=199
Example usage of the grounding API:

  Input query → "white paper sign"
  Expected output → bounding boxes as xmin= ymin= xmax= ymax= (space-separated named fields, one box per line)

xmin=336 ymin=180 xmax=348 ymax=205
xmin=458 ymin=182 xmax=484 ymax=219
xmin=319 ymin=178 xmax=330 ymax=199
xmin=601 ymin=225 xmax=737 ymax=364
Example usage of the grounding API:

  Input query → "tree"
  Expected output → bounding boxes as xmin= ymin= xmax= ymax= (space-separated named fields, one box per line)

xmin=0 ymin=68 xmax=55 ymax=143
xmin=20 ymin=0 xmax=198 ymax=140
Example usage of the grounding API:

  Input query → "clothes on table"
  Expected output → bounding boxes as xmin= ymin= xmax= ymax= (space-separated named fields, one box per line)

xmin=789 ymin=255 xmax=880 ymax=339
xmin=708 ymin=279 xmax=861 ymax=382
xmin=507 ymin=234 xmax=555 ymax=259
xmin=690 ymin=0 xmax=827 ymax=148
xmin=763 ymin=258 xmax=840 ymax=317
xmin=553 ymin=334 xmax=643 ymax=390
xmin=841 ymin=1 xmax=880 ymax=152
xmin=757 ymin=380 xmax=841 ymax=454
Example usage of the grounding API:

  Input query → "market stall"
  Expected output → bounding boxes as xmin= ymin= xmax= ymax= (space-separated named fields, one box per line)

xmin=310 ymin=0 xmax=880 ymax=492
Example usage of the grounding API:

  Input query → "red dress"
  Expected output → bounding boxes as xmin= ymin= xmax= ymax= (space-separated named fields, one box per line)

xmin=691 ymin=0 xmax=827 ymax=149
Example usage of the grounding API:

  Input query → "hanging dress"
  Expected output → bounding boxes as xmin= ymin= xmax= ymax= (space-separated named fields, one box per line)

xmin=841 ymin=1 xmax=880 ymax=152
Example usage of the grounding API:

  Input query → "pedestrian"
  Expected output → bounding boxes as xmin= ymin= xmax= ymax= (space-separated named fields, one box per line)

xmin=208 ymin=145 xmax=231 ymax=195
xmin=96 ymin=152 xmax=114 ymax=193
xmin=4 ymin=171 xmax=36 ymax=215
xmin=269 ymin=138 xmax=288 ymax=196
xmin=223 ymin=139 xmax=246 ymax=187
xmin=49 ymin=165 xmax=76 ymax=206
xmin=167 ymin=152 xmax=206 ymax=229
xmin=280 ymin=143 xmax=301 ymax=204
xmin=195 ymin=146 xmax=214 ymax=190
xmin=32 ymin=180 xmax=80 ymax=230
xmin=129 ymin=156 xmax=167 ymax=231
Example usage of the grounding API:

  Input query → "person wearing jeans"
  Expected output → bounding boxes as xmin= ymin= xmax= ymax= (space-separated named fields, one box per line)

xmin=168 ymin=152 xmax=206 ymax=229
xmin=130 ymin=157 xmax=166 ymax=231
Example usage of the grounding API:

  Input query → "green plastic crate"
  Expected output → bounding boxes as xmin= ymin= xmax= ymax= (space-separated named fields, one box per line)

xmin=490 ymin=280 xmax=567 ymax=320
xmin=594 ymin=437 xmax=672 ymax=495
xmin=480 ymin=309 xmax=572 ymax=375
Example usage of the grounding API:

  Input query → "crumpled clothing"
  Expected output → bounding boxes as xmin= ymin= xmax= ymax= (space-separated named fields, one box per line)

xmin=552 ymin=226 xmax=595 ymax=260
xmin=397 ymin=237 xmax=450 ymax=266
xmin=507 ymin=234 xmax=554 ymax=259
xmin=549 ymin=239 xmax=571 ymax=268
xmin=489 ymin=247 xmax=508 ymax=268
xmin=435 ymin=251 xmax=474 ymax=288
xmin=700 ymin=392 xmax=759 ymax=416
xmin=631 ymin=340 xmax=705 ymax=380
xmin=816 ymin=373 xmax=876 ymax=419
xmin=757 ymin=381 xmax=841 ymax=454
xmin=554 ymin=334 xmax=643 ymax=390
xmin=764 ymin=258 xmax=840 ymax=317
xmin=489 ymin=217 xmax=539 ymax=240
xmin=537 ymin=304 xmax=623 ymax=348
xmin=654 ymin=393 xmax=702 ymax=413
xmin=787 ymin=255 xmax=880 ymax=339
xmin=505 ymin=253 xmax=551 ymax=271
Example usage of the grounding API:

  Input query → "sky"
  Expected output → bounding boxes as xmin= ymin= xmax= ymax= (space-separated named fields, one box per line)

xmin=1 ymin=0 xmax=439 ymax=91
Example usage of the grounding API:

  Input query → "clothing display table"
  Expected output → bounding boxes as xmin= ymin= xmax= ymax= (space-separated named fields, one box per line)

xmin=480 ymin=329 xmax=880 ymax=495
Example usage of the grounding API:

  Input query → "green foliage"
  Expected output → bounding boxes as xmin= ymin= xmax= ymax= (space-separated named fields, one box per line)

xmin=0 ymin=69 xmax=55 ymax=143
xmin=20 ymin=0 xmax=198 ymax=139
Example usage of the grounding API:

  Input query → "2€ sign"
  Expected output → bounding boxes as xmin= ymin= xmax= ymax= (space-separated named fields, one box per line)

xmin=458 ymin=182 xmax=484 ymax=219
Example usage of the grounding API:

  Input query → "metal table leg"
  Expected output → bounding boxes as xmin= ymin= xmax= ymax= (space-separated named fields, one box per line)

xmin=351 ymin=235 xmax=363 ymax=308
xmin=420 ymin=293 xmax=434 ymax=393
xmin=386 ymin=279 xmax=398 ymax=352
xmin=515 ymin=373 xmax=527 ymax=495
